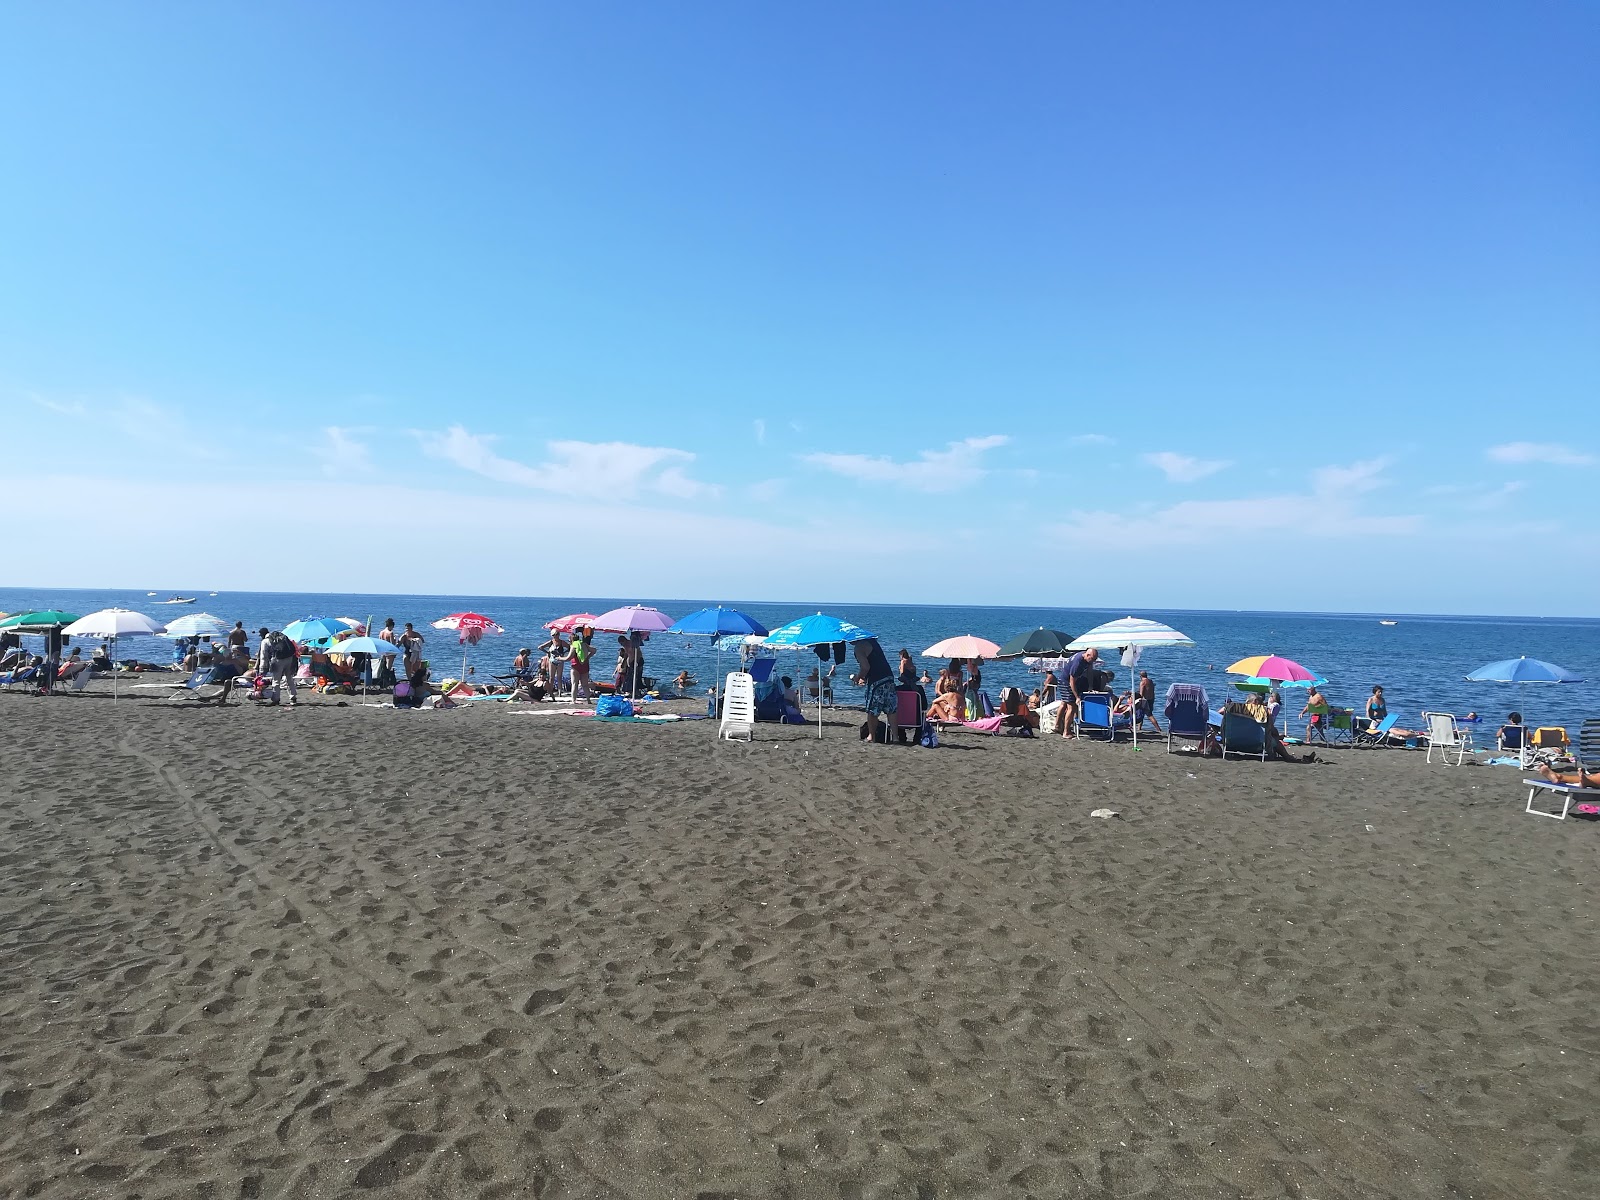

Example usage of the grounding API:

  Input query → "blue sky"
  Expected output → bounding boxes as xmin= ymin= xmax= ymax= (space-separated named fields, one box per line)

xmin=2 ymin=3 xmax=1596 ymax=613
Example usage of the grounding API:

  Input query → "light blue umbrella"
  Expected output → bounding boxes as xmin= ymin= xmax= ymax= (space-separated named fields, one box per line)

xmin=763 ymin=613 xmax=877 ymax=737
xmin=667 ymin=607 xmax=770 ymax=699
xmin=326 ymin=636 xmax=393 ymax=704
xmin=1465 ymin=657 xmax=1583 ymax=684
xmin=283 ymin=617 xmax=349 ymax=647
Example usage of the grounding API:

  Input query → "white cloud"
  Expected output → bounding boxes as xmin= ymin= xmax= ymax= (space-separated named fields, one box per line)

xmin=1070 ymin=433 xmax=1114 ymax=446
xmin=1050 ymin=457 xmax=1418 ymax=548
xmin=802 ymin=435 xmax=1008 ymax=493
xmin=416 ymin=425 xmax=718 ymax=499
xmin=747 ymin=478 xmax=786 ymax=503
xmin=1487 ymin=441 xmax=1595 ymax=467
xmin=1143 ymin=451 xmax=1229 ymax=483
xmin=753 ymin=419 xmax=766 ymax=445
xmin=312 ymin=426 xmax=373 ymax=477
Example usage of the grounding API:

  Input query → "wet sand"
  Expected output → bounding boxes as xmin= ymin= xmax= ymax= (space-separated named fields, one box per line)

xmin=0 ymin=691 xmax=1596 ymax=1198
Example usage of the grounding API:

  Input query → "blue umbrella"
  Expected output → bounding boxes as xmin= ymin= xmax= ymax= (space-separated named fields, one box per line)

xmin=325 ymin=636 xmax=394 ymax=704
xmin=283 ymin=617 xmax=350 ymax=647
xmin=764 ymin=613 xmax=877 ymax=738
xmin=763 ymin=612 xmax=875 ymax=648
xmin=1465 ymin=657 xmax=1584 ymax=684
xmin=666 ymin=607 xmax=770 ymax=699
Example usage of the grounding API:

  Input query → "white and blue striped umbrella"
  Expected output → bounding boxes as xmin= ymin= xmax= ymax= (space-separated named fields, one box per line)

xmin=1066 ymin=616 xmax=1195 ymax=651
xmin=159 ymin=612 xmax=229 ymax=639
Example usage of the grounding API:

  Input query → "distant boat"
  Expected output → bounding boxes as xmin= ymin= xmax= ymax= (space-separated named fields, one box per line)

xmin=147 ymin=591 xmax=157 ymax=596
xmin=1379 ymin=620 xmax=1397 ymax=626
xmin=208 ymin=591 xmax=218 ymax=596
xmin=159 ymin=596 xmax=197 ymax=605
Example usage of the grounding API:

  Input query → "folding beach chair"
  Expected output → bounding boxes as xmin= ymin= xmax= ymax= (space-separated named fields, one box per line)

xmin=718 ymin=671 xmax=755 ymax=742
xmin=1523 ymin=719 xmax=1600 ymax=819
xmin=1076 ymin=692 xmax=1115 ymax=740
xmin=1322 ymin=708 xmax=1354 ymax=746
xmin=894 ymin=687 xmax=926 ymax=744
xmin=1497 ymin=722 xmax=1528 ymax=766
xmin=1164 ymin=684 xmax=1210 ymax=753
xmin=1221 ymin=712 xmax=1268 ymax=760
xmin=131 ymin=667 xmax=231 ymax=704
xmin=1423 ymin=712 xmax=1473 ymax=765
xmin=1355 ymin=714 xmax=1399 ymax=748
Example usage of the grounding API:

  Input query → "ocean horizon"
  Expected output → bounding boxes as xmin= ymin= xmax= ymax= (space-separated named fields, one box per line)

xmin=5 ymin=586 xmax=1597 ymax=735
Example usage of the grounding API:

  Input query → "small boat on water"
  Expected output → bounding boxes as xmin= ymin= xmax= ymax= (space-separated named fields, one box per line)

xmin=1379 ymin=620 xmax=1397 ymax=626
xmin=159 ymin=596 xmax=198 ymax=605
xmin=147 ymin=591 xmax=157 ymax=596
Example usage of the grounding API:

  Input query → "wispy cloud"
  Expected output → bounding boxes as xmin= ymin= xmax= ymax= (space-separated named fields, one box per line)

xmin=1143 ymin=451 xmax=1229 ymax=483
xmin=1070 ymin=433 xmax=1114 ymax=446
xmin=312 ymin=426 xmax=373 ymax=477
xmin=1050 ymin=458 xmax=1418 ymax=547
xmin=1487 ymin=441 xmax=1595 ymax=467
xmin=753 ymin=419 xmax=766 ymax=446
xmin=1426 ymin=480 xmax=1527 ymax=511
xmin=417 ymin=425 xmax=719 ymax=499
xmin=802 ymin=435 xmax=1008 ymax=493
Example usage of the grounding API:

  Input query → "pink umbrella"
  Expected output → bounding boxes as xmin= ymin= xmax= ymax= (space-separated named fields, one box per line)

xmin=591 ymin=605 xmax=675 ymax=634
xmin=432 ymin=612 xmax=505 ymax=681
xmin=544 ymin=612 xmax=600 ymax=633
xmin=923 ymin=634 xmax=1001 ymax=660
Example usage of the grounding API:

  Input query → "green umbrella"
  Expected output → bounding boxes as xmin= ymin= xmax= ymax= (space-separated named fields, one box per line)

xmin=0 ymin=609 xmax=81 ymax=631
xmin=995 ymin=627 xmax=1076 ymax=660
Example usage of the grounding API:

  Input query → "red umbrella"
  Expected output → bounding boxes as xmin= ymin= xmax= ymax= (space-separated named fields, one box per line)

xmin=544 ymin=612 xmax=600 ymax=633
xmin=432 ymin=612 xmax=504 ymax=681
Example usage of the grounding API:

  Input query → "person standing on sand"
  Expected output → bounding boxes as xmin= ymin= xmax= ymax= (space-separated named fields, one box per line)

xmin=228 ymin=621 xmax=248 ymax=651
xmin=852 ymin=637 xmax=897 ymax=744
xmin=1136 ymin=669 xmax=1161 ymax=733
xmin=256 ymin=626 xmax=298 ymax=706
xmin=1054 ymin=647 xmax=1099 ymax=737
xmin=570 ymin=628 xmax=593 ymax=699
xmin=399 ymin=622 xmax=425 ymax=681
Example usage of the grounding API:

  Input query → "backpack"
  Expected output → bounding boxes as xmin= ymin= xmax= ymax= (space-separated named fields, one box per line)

xmin=919 ymin=721 xmax=939 ymax=748
xmin=266 ymin=632 xmax=294 ymax=661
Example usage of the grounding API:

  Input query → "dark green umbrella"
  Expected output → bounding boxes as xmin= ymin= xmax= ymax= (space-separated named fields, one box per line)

xmin=0 ymin=609 xmax=81 ymax=632
xmin=995 ymin=627 xmax=1075 ymax=660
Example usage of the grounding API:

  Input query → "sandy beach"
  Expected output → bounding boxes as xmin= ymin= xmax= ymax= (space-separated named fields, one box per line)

xmin=1 ymin=692 xmax=1596 ymax=1198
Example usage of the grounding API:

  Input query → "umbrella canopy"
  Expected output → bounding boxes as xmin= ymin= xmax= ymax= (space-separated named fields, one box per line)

xmin=1236 ymin=674 xmax=1325 ymax=691
xmin=763 ymin=612 xmax=875 ymax=648
xmin=1067 ymin=616 xmax=1196 ymax=651
xmin=62 ymin=608 xmax=166 ymax=638
xmin=0 ymin=609 xmax=82 ymax=632
xmin=544 ymin=612 xmax=599 ymax=633
xmin=923 ymin=634 xmax=1001 ymax=660
xmin=667 ymin=606 xmax=769 ymax=638
xmin=160 ymin=612 xmax=229 ymax=639
xmin=433 ymin=612 xmax=505 ymax=645
xmin=996 ymin=627 xmax=1075 ymax=660
xmin=283 ymin=617 xmax=351 ymax=646
xmin=324 ymin=636 xmax=392 ymax=657
xmin=592 ymin=605 xmax=675 ymax=634
xmin=1465 ymin=657 xmax=1584 ymax=684
xmin=1227 ymin=654 xmax=1321 ymax=684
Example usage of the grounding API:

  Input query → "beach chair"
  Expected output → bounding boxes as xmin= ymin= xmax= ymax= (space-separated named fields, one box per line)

xmin=1221 ymin=712 xmax=1268 ymax=760
xmin=1355 ymin=714 xmax=1399 ymax=748
xmin=1523 ymin=719 xmax=1600 ymax=819
xmin=132 ymin=667 xmax=231 ymax=704
xmin=0 ymin=666 xmax=40 ymax=691
xmin=1076 ymin=692 xmax=1115 ymax=740
xmin=894 ymin=688 xmax=926 ymax=743
xmin=1164 ymin=685 xmax=1210 ymax=753
xmin=56 ymin=666 xmax=93 ymax=694
xmin=1530 ymin=727 xmax=1569 ymax=759
xmin=718 ymin=671 xmax=755 ymax=742
xmin=1423 ymin=712 xmax=1473 ymax=765
xmin=1321 ymin=708 xmax=1354 ymax=746
xmin=1497 ymin=722 xmax=1528 ymax=765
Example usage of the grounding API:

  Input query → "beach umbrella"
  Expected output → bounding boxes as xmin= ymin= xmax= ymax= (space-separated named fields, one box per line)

xmin=321 ymin=635 xmax=394 ymax=705
xmin=592 ymin=605 xmax=676 ymax=633
xmin=544 ymin=612 xmax=600 ymax=633
xmin=1226 ymin=654 xmax=1321 ymax=684
xmin=923 ymin=634 xmax=1001 ymax=660
xmin=1465 ymin=657 xmax=1583 ymax=757
xmin=764 ymin=613 xmax=877 ymax=738
xmin=283 ymin=617 xmax=350 ymax=647
xmin=62 ymin=608 xmax=166 ymax=701
xmin=1068 ymin=617 xmax=1197 ymax=746
xmin=667 ymin=607 xmax=769 ymax=699
xmin=160 ymin=612 xmax=229 ymax=639
xmin=0 ymin=609 xmax=81 ymax=632
xmin=996 ymin=627 xmax=1075 ymax=660
xmin=433 ymin=612 xmax=506 ymax=681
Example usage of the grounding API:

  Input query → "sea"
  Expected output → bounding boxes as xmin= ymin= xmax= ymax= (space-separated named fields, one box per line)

xmin=4 ymin=587 xmax=1598 ymax=736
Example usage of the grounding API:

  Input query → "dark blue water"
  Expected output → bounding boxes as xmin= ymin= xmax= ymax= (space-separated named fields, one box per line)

xmin=4 ymin=588 xmax=1597 ymax=735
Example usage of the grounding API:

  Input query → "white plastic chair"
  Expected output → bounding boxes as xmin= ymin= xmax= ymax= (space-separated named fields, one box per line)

xmin=1423 ymin=711 xmax=1472 ymax=765
xmin=718 ymin=671 xmax=756 ymax=742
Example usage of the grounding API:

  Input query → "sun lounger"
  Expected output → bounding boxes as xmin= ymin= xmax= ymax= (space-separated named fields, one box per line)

xmin=718 ymin=671 xmax=755 ymax=741
xmin=1354 ymin=714 xmax=1400 ymax=748
xmin=1524 ymin=719 xmax=1600 ymax=819
xmin=132 ymin=667 xmax=232 ymax=704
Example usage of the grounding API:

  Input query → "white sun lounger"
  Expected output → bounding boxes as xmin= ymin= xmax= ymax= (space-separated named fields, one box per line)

xmin=718 ymin=671 xmax=755 ymax=742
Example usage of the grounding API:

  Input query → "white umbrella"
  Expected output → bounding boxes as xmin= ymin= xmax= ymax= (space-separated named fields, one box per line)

xmin=1064 ymin=617 xmax=1196 ymax=747
xmin=61 ymin=608 xmax=167 ymax=701
xmin=159 ymin=612 xmax=229 ymax=639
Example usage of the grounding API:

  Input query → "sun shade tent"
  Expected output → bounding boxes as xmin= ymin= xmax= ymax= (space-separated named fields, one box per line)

xmin=763 ymin=613 xmax=876 ymax=739
xmin=1067 ymin=617 xmax=1197 ymax=747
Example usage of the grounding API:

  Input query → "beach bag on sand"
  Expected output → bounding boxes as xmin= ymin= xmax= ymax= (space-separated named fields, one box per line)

xmin=978 ymin=690 xmax=995 ymax=718
xmin=919 ymin=721 xmax=939 ymax=748
xmin=393 ymin=680 xmax=413 ymax=707
xmin=596 ymin=695 xmax=633 ymax=718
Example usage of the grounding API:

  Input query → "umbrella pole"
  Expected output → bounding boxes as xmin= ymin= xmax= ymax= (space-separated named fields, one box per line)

xmin=111 ymin=636 xmax=117 ymax=703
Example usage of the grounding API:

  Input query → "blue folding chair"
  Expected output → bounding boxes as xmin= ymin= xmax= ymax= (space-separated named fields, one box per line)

xmin=1077 ymin=692 xmax=1115 ymax=740
xmin=1221 ymin=712 xmax=1268 ymax=760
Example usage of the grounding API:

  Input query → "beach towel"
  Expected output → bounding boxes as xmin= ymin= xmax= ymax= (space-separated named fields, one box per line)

xmin=963 ymin=716 xmax=1005 ymax=733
